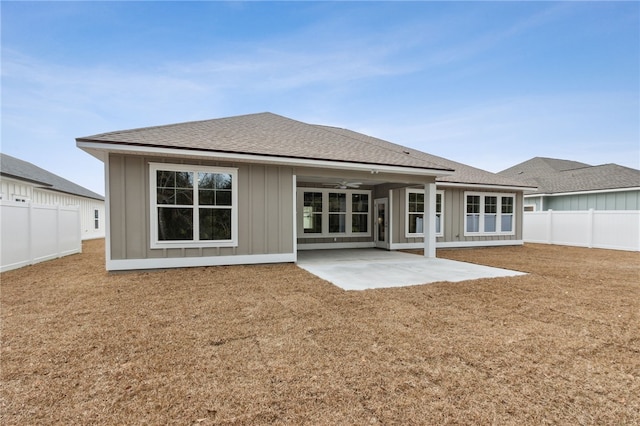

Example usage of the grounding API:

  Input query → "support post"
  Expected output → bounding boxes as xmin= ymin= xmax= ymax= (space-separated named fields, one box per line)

xmin=424 ymin=182 xmax=436 ymax=258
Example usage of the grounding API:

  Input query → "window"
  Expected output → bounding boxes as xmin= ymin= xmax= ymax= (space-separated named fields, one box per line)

xmin=303 ymin=192 xmax=323 ymax=234
xmin=464 ymin=192 xmax=515 ymax=235
xmin=406 ymin=189 xmax=444 ymax=237
xmin=524 ymin=205 xmax=535 ymax=212
xmin=298 ymin=189 xmax=370 ymax=237
xmin=94 ymin=209 xmax=100 ymax=230
xmin=12 ymin=195 xmax=30 ymax=203
xmin=150 ymin=163 xmax=238 ymax=248
xmin=351 ymin=193 xmax=369 ymax=233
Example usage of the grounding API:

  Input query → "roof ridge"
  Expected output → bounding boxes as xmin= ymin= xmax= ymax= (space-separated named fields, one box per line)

xmin=79 ymin=112 xmax=277 ymax=140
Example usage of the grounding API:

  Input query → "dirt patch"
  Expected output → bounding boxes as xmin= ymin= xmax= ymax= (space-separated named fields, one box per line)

xmin=1 ymin=240 xmax=639 ymax=424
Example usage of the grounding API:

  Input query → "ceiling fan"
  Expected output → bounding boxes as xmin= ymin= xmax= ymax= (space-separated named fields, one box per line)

xmin=323 ymin=180 xmax=362 ymax=189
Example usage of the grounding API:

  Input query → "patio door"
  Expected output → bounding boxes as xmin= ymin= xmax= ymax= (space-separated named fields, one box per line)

xmin=374 ymin=198 xmax=389 ymax=249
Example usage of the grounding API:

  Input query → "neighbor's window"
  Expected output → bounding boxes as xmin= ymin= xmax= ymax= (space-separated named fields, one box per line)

xmin=94 ymin=209 xmax=100 ymax=230
xmin=406 ymin=189 xmax=444 ymax=237
xmin=464 ymin=192 xmax=515 ymax=235
xmin=150 ymin=163 xmax=238 ymax=248
xmin=299 ymin=189 xmax=370 ymax=236
xmin=12 ymin=195 xmax=30 ymax=203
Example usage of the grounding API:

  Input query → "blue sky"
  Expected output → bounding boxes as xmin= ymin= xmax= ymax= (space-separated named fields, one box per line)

xmin=2 ymin=1 xmax=638 ymax=196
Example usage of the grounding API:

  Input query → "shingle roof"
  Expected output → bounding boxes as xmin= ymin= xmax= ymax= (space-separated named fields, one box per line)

xmin=78 ymin=112 xmax=532 ymax=189
xmin=315 ymin=125 xmax=533 ymax=188
xmin=498 ymin=157 xmax=640 ymax=194
xmin=0 ymin=153 xmax=104 ymax=201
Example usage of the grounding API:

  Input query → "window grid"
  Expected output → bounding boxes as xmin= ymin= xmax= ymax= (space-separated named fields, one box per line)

xmin=150 ymin=163 xmax=238 ymax=248
xmin=464 ymin=192 xmax=515 ymax=236
xmin=405 ymin=189 xmax=444 ymax=237
xmin=299 ymin=189 xmax=371 ymax=237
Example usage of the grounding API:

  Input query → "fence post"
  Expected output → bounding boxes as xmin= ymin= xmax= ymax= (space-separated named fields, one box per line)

xmin=546 ymin=209 xmax=553 ymax=244
xmin=56 ymin=204 xmax=61 ymax=258
xmin=28 ymin=202 xmax=34 ymax=266
xmin=587 ymin=208 xmax=594 ymax=249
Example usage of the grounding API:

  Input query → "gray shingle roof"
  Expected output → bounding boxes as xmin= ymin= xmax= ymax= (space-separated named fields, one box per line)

xmin=498 ymin=157 xmax=640 ymax=194
xmin=0 ymin=153 xmax=104 ymax=201
xmin=78 ymin=112 xmax=532 ymax=189
xmin=315 ymin=125 xmax=533 ymax=188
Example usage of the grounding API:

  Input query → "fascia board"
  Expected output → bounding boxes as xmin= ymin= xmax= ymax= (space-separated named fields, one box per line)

xmin=76 ymin=141 xmax=455 ymax=178
xmin=527 ymin=187 xmax=640 ymax=198
xmin=435 ymin=182 xmax=537 ymax=192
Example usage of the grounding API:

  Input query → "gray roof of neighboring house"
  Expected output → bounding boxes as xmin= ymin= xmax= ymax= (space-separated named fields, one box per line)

xmin=498 ymin=157 xmax=640 ymax=194
xmin=78 ymin=112 xmax=532 ymax=189
xmin=0 ymin=153 xmax=104 ymax=201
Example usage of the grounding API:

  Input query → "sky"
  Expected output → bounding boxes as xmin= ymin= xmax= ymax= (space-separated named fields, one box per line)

xmin=2 ymin=1 xmax=639 ymax=196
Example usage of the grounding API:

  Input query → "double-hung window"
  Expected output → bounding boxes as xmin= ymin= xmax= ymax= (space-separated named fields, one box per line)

xmin=464 ymin=192 xmax=515 ymax=236
xmin=299 ymin=189 xmax=371 ymax=237
xmin=150 ymin=163 xmax=238 ymax=248
xmin=406 ymin=189 xmax=444 ymax=237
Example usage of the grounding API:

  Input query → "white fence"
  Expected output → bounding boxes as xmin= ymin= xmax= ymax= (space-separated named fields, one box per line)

xmin=524 ymin=210 xmax=640 ymax=252
xmin=0 ymin=201 xmax=82 ymax=272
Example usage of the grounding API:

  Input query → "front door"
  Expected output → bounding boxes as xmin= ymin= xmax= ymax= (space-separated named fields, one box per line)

xmin=374 ymin=198 xmax=389 ymax=249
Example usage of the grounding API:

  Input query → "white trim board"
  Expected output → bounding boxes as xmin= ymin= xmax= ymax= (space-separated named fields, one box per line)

xmin=297 ymin=242 xmax=375 ymax=250
xmin=526 ymin=187 xmax=640 ymax=197
xmin=106 ymin=252 xmax=296 ymax=271
xmin=390 ymin=240 xmax=524 ymax=250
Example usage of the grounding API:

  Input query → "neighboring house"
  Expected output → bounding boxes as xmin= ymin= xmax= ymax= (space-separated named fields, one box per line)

xmin=0 ymin=153 xmax=105 ymax=240
xmin=498 ymin=157 xmax=640 ymax=211
xmin=76 ymin=112 xmax=534 ymax=271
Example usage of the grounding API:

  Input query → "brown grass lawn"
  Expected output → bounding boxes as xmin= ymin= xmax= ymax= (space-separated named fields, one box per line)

xmin=1 ymin=240 xmax=639 ymax=425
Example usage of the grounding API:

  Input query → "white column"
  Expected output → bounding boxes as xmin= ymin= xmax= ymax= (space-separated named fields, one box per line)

xmin=423 ymin=182 xmax=436 ymax=258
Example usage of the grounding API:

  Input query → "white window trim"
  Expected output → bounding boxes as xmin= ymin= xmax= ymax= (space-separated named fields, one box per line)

xmin=405 ymin=188 xmax=444 ymax=238
xmin=149 ymin=163 xmax=238 ymax=249
xmin=297 ymin=188 xmax=372 ymax=238
xmin=464 ymin=191 xmax=516 ymax=236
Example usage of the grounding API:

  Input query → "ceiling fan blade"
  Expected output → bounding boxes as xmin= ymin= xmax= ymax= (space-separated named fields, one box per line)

xmin=321 ymin=181 xmax=362 ymax=189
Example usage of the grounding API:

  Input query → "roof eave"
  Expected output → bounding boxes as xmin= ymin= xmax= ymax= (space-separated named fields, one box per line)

xmin=76 ymin=140 xmax=455 ymax=178
xmin=435 ymin=181 xmax=537 ymax=192
xmin=526 ymin=186 xmax=640 ymax=197
xmin=0 ymin=172 xmax=53 ymax=188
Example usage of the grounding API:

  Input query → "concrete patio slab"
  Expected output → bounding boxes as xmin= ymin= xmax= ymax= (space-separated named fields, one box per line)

xmin=296 ymin=249 xmax=526 ymax=291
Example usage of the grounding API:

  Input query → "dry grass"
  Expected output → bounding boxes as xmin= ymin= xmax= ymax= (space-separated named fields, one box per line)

xmin=1 ymin=240 xmax=639 ymax=425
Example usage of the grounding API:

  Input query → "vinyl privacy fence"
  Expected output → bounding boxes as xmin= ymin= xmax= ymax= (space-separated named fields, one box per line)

xmin=523 ymin=209 xmax=640 ymax=252
xmin=0 ymin=201 xmax=81 ymax=272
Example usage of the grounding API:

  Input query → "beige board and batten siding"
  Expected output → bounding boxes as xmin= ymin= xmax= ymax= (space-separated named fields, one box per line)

xmin=108 ymin=154 xmax=294 ymax=261
xmin=391 ymin=186 xmax=523 ymax=245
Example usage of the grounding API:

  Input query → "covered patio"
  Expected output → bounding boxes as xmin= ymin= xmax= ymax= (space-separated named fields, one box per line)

xmin=296 ymin=248 xmax=526 ymax=290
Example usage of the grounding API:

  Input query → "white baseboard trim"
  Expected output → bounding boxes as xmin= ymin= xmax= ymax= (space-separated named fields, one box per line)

xmin=389 ymin=242 xmax=424 ymax=250
xmin=297 ymin=242 xmax=375 ymax=250
xmin=437 ymin=240 xmax=524 ymax=248
xmin=107 ymin=252 xmax=296 ymax=271
xmin=390 ymin=240 xmax=524 ymax=250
